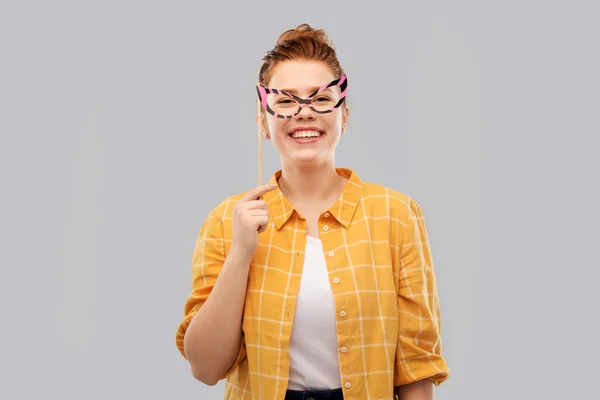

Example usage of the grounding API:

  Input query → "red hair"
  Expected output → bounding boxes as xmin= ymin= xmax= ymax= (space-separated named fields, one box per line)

xmin=258 ymin=24 xmax=345 ymax=87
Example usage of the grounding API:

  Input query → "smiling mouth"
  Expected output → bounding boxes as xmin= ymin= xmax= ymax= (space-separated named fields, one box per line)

xmin=289 ymin=130 xmax=323 ymax=139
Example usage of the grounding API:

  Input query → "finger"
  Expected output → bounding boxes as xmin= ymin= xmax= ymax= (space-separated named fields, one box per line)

xmin=243 ymin=200 xmax=268 ymax=210
xmin=240 ymin=183 xmax=278 ymax=202
xmin=248 ymin=209 xmax=269 ymax=217
xmin=254 ymin=216 xmax=269 ymax=230
xmin=257 ymin=218 xmax=269 ymax=233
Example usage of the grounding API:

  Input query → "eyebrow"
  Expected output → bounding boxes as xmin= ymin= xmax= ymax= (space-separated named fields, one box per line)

xmin=280 ymin=86 xmax=316 ymax=93
xmin=279 ymin=86 xmax=333 ymax=94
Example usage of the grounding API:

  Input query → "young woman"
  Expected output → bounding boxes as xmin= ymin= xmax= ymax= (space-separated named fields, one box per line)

xmin=176 ymin=24 xmax=450 ymax=400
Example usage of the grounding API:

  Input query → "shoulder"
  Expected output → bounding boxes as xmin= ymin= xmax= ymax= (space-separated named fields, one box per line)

xmin=204 ymin=193 xmax=242 ymax=222
xmin=360 ymin=181 xmax=428 ymax=240
xmin=205 ymin=188 xmax=257 ymax=221
xmin=361 ymin=181 xmax=418 ymax=217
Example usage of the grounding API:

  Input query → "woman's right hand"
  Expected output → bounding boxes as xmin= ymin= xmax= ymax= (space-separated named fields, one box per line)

xmin=230 ymin=183 xmax=278 ymax=262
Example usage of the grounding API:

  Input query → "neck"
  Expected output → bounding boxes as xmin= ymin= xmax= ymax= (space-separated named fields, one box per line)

xmin=277 ymin=161 xmax=343 ymax=205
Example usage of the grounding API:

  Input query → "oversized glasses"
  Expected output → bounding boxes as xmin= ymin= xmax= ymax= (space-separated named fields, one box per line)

xmin=256 ymin=74 xmax=347 ymax=119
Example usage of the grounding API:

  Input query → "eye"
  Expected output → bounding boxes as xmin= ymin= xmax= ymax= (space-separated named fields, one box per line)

xmin=314 ymin=96 xmax=331 ymax=102
xmin=277 ymin=98 xmax=295 ymax=104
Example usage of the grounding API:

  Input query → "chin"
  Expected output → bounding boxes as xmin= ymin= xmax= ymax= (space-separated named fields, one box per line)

xmin=287 ymin=152 xmax=328 ymax=166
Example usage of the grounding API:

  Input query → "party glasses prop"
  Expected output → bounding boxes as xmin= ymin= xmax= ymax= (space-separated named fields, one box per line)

xmin=256 ymin=74 xmax=348 ymax=119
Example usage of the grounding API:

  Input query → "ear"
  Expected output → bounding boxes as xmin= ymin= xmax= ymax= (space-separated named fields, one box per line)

xmin=256 ymin=104 xmax=270 ymax=139
xmin=341 ymin=105 xmax=350 ymax=134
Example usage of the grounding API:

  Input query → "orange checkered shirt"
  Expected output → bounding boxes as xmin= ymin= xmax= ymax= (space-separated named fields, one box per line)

xmin=176 ymin=168 xmax=450 ymax=400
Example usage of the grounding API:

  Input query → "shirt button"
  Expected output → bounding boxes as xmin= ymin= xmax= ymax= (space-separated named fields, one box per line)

xmin=328 ymin=251 xmax=334 ymax=257
xmin=333 ymin=277 xmax=340 ymax=284
xmin=323 ymin=212 xmax=330 ymax=218
xmin=340 ymin=310 xmax=347 ymax=317
xmin=323 ymin=225 xmax=329 ymax=231
xmin=340 ymin=346 xmax=347 ymax=353
xmin=344 ymin=381 xmax=351 ymax=388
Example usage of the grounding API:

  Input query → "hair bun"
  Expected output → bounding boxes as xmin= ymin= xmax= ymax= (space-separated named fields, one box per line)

xmin=276 ymin=23 xmax=333 ymax=47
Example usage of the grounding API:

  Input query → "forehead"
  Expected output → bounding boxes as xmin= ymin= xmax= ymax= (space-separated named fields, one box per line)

xmin=267 ymin=60 xmax=336 ymax=95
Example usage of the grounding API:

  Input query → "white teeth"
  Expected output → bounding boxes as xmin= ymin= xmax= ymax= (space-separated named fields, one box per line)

xmin=291 ymin=130 xmax=322 ymax=139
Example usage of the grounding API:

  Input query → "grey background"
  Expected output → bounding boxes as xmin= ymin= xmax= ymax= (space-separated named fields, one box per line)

xmin=1 ymin=1 xmax=598 ymax=399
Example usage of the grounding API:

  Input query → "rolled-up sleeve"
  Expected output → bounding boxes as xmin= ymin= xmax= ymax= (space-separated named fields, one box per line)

xmin=175 ymin=201 xmax=246 ymax=379
xmin=394 ymin=198 xmax=450 ymax=387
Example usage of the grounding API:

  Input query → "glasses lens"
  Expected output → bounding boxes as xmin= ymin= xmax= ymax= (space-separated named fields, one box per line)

xmin=266 ymin=93 xmax=298 ymax=117
xmin=311 ymin=88 xmax=341 ymax=112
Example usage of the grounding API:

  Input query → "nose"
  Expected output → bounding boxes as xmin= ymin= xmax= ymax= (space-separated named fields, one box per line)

xmin=295 ymin=103 xmax=316 ymax=120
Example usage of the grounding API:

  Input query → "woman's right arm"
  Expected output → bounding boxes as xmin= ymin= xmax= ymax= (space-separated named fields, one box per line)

xmin=183 ymin=247 xmax=253 ymax=385
xmin=177 ymin=183 xmax=276 ymax=385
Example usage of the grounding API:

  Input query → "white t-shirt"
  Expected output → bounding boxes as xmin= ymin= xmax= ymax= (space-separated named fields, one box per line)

xmin=287 ymin=235 xmax=342 ymax=390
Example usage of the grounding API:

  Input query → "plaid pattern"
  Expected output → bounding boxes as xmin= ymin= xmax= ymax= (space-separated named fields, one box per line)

xmin=176 ymin=168 xmax=450 ymax=400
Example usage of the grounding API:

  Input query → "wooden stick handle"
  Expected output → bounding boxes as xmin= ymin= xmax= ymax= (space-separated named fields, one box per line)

xmin=257 ymin=100 xmax=262 ymax=186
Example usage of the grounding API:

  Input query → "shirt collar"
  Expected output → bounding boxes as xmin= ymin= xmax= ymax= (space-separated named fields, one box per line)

xmin=262 ymin=167 xmax=364 ymax=230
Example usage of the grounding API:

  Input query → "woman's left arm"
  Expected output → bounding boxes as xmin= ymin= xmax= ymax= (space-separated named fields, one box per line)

xmin=395 ymin=379 xmax=434 ymax=400
xmin=393 ymin=197 xmax=451 ymax=391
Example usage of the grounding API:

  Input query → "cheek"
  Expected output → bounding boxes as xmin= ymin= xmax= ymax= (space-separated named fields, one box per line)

xmin=325 ymin=114 xmax=343 ymax=130
xmin=267 ymin=119 xmax=290 ymax=145
xmin=267 ymin=118 xmax=288 ymax=135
